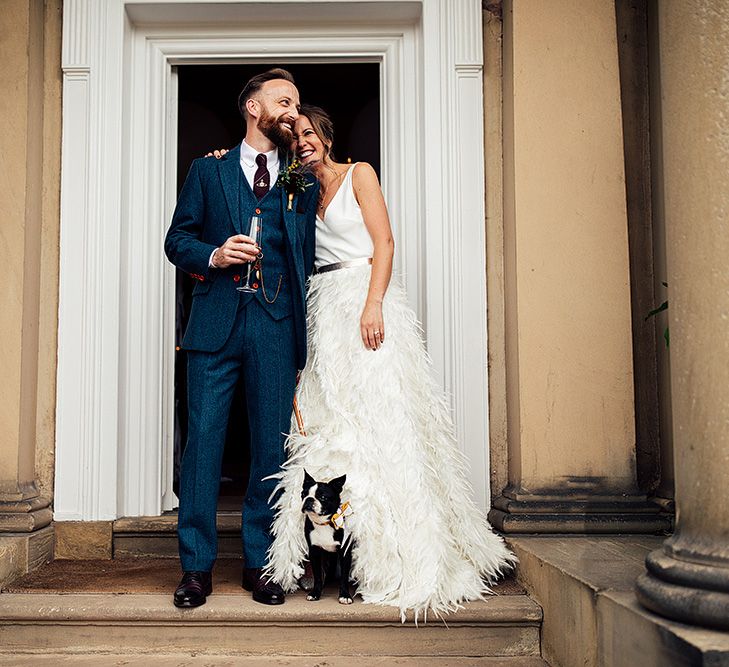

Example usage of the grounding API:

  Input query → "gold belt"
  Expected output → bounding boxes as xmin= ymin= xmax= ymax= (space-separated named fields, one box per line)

xmin=314 ymin=257 xmax=373 ymax=274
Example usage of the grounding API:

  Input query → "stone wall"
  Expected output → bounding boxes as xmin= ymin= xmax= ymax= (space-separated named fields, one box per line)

xmin=0 ymin=0 xmax=63 ymax=585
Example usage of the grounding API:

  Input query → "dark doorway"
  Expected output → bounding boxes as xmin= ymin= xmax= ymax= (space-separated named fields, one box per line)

xmin=173 ymin=63 xmax=380 ymax=506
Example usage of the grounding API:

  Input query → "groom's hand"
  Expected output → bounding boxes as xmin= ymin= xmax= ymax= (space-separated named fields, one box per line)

xmin=211 ymin=235 xmax=259 ymax=268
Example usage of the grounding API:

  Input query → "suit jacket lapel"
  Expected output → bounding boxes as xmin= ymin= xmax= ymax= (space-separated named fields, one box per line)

xmin=218 ymin=144 xmax=243 ymax=235
xmin=281 ymin=186 xmax=298 ymax=250
xmin=278 ymin=151 xmax=298 ymax=249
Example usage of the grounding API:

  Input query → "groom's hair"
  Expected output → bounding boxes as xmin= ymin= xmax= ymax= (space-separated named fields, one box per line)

xmin=238 ymin=68 xmax=296 ymax=119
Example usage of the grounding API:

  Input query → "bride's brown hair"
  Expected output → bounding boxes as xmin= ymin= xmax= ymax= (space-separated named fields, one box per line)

xmin=300 ymin=104 xmax=336 ymax=161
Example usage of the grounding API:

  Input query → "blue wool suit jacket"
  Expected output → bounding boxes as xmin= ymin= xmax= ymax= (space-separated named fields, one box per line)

xmin=164 ymin=144 xmax=319 ymax=370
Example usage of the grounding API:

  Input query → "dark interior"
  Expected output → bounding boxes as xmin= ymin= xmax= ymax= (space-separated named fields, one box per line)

xmin=173 ymin=63 xmax=380 ymax=504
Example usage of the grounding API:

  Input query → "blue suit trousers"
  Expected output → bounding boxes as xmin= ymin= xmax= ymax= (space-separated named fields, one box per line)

xmin=177 ymin=298 xmax=297 ymax=571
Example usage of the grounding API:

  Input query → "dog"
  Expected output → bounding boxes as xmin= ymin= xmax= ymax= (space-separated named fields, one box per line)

xmin=301 ymin=470 xmax=354 ymax=605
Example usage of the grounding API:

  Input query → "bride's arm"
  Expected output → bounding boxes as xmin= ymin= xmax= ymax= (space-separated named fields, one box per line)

xmin=353 ymin=162 xmax=395 ymax=351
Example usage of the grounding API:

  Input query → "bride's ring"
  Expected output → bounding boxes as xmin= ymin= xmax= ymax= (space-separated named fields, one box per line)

xmin=374 ymin=330 xmax=381 ymax=336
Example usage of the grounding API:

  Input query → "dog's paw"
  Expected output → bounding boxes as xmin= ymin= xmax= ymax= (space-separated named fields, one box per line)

xmin=338 ymin=596 xmax=353 ymax=605
xmin=306 ymin=593 xmax=321 ymax=601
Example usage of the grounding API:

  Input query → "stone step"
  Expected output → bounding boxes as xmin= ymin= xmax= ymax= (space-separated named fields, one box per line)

xmin=0 ymin=558 xmax=542 ymax=659
xmin=0 ymin=592 xmax=542 ymax=658
xmin=113 ymin=513 xmax=242 ymax=558
xmin=1 ymin=655 xmax=551 ymax=666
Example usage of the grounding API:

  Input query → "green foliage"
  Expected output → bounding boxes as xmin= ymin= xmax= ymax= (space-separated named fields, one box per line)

xmin=277 ymin=159 xmax=312 ymax=195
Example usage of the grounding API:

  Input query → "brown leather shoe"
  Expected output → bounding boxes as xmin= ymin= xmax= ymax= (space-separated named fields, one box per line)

xmin=241 ymin=567 xmax=285 ymax=605
xmin=174 ymin=570 xmax=212 ymax=608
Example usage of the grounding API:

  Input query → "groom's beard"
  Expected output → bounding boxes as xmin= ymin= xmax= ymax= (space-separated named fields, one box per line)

xmin=258 ymin=108 xmax=294 ymax=150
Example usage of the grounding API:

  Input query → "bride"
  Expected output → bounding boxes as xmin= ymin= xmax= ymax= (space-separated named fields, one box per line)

xmin=263 ymin=104 xmax=516 ymax=621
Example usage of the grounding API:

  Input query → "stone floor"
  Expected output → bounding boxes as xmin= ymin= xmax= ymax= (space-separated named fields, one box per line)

xmin=4 ymin=557 xmax=525 ymax=596
xmin=0 ymin=656 xmax=549 ymax=666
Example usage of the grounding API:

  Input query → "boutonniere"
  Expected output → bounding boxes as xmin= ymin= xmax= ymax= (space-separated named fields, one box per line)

xmin=277 ymin=159 xmax=313 ymax=211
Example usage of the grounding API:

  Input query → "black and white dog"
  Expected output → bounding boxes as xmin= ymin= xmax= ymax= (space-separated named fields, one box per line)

xmin=301 ymin=470 xmax=354 ymax=605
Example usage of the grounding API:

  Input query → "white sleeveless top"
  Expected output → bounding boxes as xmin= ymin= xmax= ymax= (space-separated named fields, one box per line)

xmin=314 ymin=163 xmax=375 ymax=268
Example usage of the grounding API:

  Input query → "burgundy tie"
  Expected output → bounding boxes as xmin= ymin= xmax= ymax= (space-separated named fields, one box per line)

xmin=253 ymin=153 xmax=270 ymax=200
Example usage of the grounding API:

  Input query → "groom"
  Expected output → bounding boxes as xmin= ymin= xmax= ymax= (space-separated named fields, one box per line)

xmin=164 ymin=68 xmax=318 ymax=607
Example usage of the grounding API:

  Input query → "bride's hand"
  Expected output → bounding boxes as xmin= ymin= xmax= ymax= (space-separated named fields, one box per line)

xmin=360 ymin=301 xmax=384 ymax=351
xmin=204 ymin=148 xmax=229 ymax=159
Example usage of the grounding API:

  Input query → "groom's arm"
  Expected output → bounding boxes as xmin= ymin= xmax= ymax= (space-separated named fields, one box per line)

xmin=164 ymin=159 xmax=218 ymax=279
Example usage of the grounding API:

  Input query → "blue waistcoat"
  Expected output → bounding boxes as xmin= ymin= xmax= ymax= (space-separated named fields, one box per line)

xmin=238 ymin=171 xmax=293 ymax=320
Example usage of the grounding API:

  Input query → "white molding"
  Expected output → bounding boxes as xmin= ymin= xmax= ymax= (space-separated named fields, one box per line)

xmin=161 ymin=67 xmax=180 ymax=512
xmin=61 ymin=0 xmax=90 ymax=68
xmin=117 ymin=31 xmax=171 ymax=517
xmin=55 ymin=0 xmax=125 ymax=521
xmin=421 ymin=0 xmax=489 ymax=507
xmin=452 ymin=0 xmax=483 ymax=66
xmin=56 ymin=0 xmax=491 ymax=520
xmin=54 ymin=69 xmax=91 ymax=521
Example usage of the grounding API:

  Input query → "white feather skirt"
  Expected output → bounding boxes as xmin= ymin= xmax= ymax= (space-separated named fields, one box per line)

xmin=265 ymin=265 xmax=517 ymax=621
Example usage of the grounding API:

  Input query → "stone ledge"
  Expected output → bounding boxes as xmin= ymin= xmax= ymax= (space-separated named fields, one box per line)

xmin=0 ymin=507 xmax=52 ymax=533
xmin=0 ymin=655 xmax=550 ymax=666
xmin=0 ymin=557 xmax=542 ymax=657
xmin=0 ymin=591 xmax=542 ymax=657
xmin=0 ymin=591 xmax=542 ymax=624
xmin=0 ymin=492 xmax=53 ymax=533
xmin=113 ymin=512 xmax=241 ymax=533
xmin=491 ymin=510 xmax=672 ymax=533
xmin=112 ymin=513 xmax=243 ymax=558
xmin=509 ymin=535 xmax=729 ymax=667
xmin=599 ymin=590 xmax=729 ymax=666
xmin=0 ymin=526 xmax=53 ymax=587
xmin=54 ymin=521 xmax=112 ymax=560
xmin=490 ymin=487 xmax=674 ymax=534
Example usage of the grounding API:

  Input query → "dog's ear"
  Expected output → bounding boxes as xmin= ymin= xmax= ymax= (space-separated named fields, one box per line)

xmin=329 ymin=474 xmax=347 ymax=493
xmin=303 ymin=469 xmax=315 ymax=490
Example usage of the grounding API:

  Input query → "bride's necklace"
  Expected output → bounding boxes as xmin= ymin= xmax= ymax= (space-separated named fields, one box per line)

xmin=318 ymin=169 xmax=346 ymax=210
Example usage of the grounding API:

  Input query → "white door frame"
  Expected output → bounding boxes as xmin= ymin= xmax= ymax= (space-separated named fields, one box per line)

xmin=55 ymin=0 xmax=490 ymax=520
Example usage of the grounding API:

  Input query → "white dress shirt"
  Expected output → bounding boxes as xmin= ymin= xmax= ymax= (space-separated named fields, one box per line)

xmin=239 ymin=139 xmax=279 ymax=191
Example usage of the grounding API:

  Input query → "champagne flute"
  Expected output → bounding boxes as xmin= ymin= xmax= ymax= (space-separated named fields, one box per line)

xmin=237 ymin=215 xmax=262 ymax=293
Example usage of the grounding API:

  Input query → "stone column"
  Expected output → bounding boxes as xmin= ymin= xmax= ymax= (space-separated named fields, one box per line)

xmin=0 ymin=0 xmax=61 ymax=585
xmin=636 ymin=1 xmax=729 ymax=629
xmin=489 ymin=0 xmax=668 ymax=532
